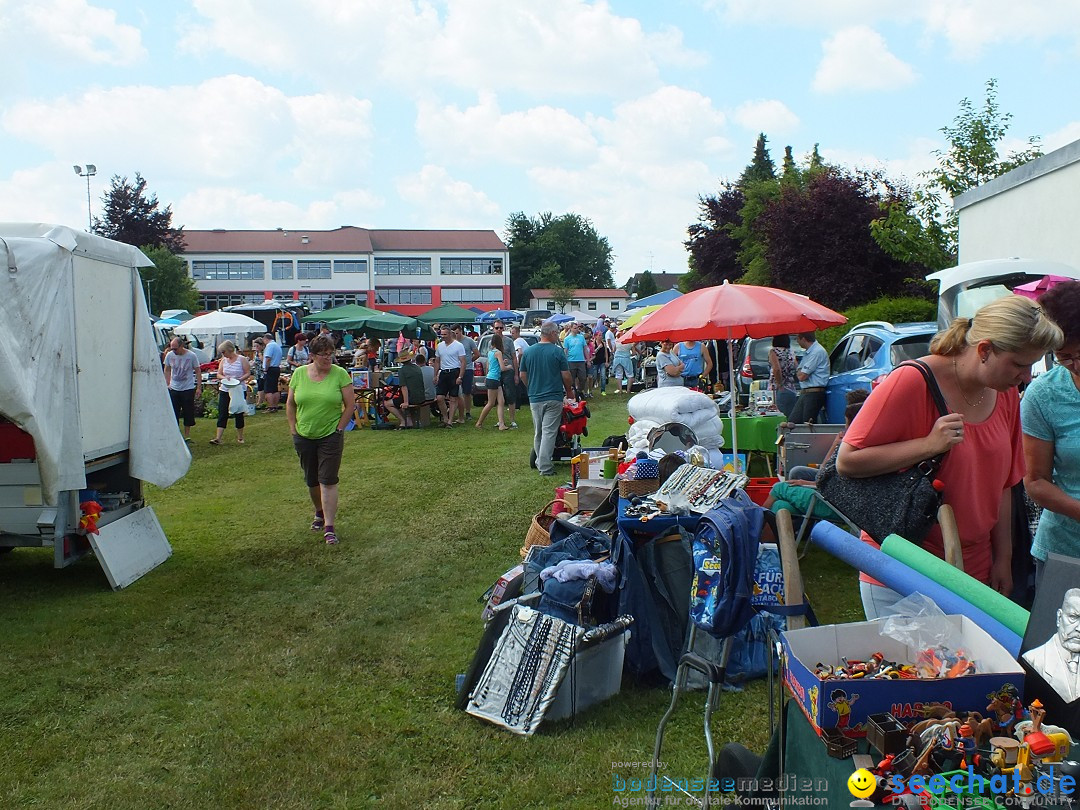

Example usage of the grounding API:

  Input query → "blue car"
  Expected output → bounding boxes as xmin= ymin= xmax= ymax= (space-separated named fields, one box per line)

xmin=823 ymin=321 xmax=938 ymax=424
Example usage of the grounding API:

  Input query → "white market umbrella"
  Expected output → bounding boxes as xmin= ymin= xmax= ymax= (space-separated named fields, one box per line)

xmin=172 ymin=310 xmax=266 ymax=342
xmin=564 ymin=309 xmax=599 ymax=324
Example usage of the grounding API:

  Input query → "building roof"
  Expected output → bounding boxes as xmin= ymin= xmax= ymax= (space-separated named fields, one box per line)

xmin=369 ymin=230 xmax=506 ymax=251
xmin=627 ymin=271 xmax=684 ymax=292
xmin=181 ymin=226 xmax=506 ymax=254
xmin=954 ymin=137 xmax=1080 ymax=212
xmin=530 ymin=288 xmax=629 ymax=298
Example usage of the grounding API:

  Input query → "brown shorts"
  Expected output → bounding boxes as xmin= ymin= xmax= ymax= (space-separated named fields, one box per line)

xmin=292 ymin=430 xmax=344 ymax=487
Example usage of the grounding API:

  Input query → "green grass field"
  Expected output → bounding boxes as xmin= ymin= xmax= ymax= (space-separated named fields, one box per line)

xmin=0 ymin=395 xmax=862 ymax=809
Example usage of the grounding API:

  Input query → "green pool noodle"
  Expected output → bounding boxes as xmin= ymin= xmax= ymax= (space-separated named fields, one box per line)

xmin=879 ymin=533 xmax=1029 ymax=637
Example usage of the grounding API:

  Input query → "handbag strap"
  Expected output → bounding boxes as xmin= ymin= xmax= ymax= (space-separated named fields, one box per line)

xmin=898 ymin=360 xmax=950 ymax=418
xmin=897 ymin=359 xmax=949 ymax=474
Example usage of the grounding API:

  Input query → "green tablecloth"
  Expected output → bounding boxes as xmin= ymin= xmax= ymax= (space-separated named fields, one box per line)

xmin=720 ymin=415 xmax=784 ymax=452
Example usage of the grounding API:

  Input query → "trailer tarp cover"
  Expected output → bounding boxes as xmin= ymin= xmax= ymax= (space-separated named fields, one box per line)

xmin=0 ymin=223 xmax=190 ymax=502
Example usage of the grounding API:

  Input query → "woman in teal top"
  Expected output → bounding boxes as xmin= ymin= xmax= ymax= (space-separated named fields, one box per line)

xmin=476 ymin=334 xmax=510 ymax=430
xmin=1022 ymin=281 xmax=1080 ymax=579
xmin=286 ymin=335 xmax=356 ymax=545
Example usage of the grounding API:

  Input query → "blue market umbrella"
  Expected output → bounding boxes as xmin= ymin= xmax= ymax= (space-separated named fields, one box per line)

xmin=543 ymin=313 xmax=574 ymax=325
xmin=478 ymin=309 xmax=522 ymax=323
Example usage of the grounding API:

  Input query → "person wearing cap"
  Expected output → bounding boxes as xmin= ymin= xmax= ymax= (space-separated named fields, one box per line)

xmin=287 ymin=333 xmax=311 ymax=369
xmin=397 ymin=348 xmax=425 ymax=428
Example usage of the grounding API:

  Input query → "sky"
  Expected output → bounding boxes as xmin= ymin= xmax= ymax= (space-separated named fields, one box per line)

xmin=2 ymin=1 xmax=1080 ymax=285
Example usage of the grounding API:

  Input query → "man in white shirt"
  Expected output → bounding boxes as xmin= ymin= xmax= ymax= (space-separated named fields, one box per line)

xmin=453 ymin=325 xmax=479 ymax=423
xmin=432 ymin=326 xmax=467 ymax=427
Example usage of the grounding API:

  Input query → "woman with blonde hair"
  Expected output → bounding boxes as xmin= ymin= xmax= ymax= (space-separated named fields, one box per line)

xmin=836 ymin=295 xmax=1062 ymax=618
xmin=211 ymin=340 xmax=253 ymax=445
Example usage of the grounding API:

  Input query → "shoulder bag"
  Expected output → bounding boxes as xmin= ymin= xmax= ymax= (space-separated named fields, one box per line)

xmin=815 ymin=360 xmax=949 ymax=544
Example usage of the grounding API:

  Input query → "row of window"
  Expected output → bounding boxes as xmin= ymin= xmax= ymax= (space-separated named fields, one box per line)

xmin=539 ymin=299 xmax=621 ymax=311
xmin=191 ymin=257 xmax=503 ymax=280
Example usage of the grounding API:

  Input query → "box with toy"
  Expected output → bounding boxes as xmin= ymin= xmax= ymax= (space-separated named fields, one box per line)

xmin=781 ymin=616 xmax=1025 ymax=737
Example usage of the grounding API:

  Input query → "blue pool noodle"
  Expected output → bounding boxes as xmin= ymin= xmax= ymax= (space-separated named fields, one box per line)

xmin=809 ymin=522 xmax=1022 ymax=657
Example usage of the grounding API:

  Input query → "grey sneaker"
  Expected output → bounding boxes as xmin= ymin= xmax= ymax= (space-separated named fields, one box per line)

xmin=510 ymin=422 xmax=518 ymax=428
xmin=539 ymin=470 xmax=555 ymax=477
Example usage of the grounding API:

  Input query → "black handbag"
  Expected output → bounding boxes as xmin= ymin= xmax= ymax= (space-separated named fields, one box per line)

xmin=815 ymin=360 xmax=948 ymax=544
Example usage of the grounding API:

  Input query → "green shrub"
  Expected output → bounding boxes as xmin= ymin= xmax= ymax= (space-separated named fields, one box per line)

xmin=819 ymin=296 xmax=938 ymax=352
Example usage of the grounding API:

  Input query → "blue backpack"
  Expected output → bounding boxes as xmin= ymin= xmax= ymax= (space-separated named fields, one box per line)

xmin=690 ymin=490 xmax=765 ymax=639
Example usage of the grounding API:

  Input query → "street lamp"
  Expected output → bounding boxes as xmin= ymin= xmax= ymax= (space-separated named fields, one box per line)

xmin=73 ymin=164 xmax=97 ymax=231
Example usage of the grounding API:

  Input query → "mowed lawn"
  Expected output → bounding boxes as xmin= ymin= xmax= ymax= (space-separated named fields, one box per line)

xmin=0 ymin=395 xmax=863 ymax=809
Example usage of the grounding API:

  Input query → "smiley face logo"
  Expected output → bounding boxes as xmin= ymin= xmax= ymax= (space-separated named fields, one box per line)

xmin=847 ymin=768 xmax=876 ymax=799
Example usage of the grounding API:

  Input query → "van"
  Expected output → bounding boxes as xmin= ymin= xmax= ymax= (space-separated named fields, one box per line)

xmin=515 ymin=309 xmax=552 ymax=328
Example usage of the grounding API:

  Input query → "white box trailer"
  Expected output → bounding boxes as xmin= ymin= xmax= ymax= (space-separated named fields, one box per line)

xmin=0 ymin=224 xmax=190 ymax=587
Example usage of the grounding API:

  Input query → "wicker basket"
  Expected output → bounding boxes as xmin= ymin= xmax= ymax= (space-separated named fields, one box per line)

xmin=520 ymin=499 xmax=570 ymax=558
xmin=619 ymin=478 xmax=660 ymax=498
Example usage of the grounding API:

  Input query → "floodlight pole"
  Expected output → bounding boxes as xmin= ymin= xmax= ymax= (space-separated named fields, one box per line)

xmin=73 ymin=164 xmax=97 ymax=231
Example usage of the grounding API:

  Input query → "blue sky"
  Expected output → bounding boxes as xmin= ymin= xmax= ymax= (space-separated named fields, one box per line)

xmin=2 ymin=0 xmax=1078 ymax=284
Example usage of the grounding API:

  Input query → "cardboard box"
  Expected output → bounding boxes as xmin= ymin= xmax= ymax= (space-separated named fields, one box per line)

xmin=781 ymin=616 xmax=1025 ymax=737
xmin=546 ymin=630 xmax=629 ymax=722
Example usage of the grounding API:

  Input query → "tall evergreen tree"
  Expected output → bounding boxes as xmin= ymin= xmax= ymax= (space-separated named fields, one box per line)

xmin=738 ymin=133 xmax=777 ymax=187
xmin=94 ymin=173 xmax=185 ymax=252
xmin=781 ymin=145 xmax=800 ymax=186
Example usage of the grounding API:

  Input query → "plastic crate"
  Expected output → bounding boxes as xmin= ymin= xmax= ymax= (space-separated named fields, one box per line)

xmin=744 ymin=476 xmax=779 ymax=506
xmin=0 ymin=421 xmax=35 ymax=462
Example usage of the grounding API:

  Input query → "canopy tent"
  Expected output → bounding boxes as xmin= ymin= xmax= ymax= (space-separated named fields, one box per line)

xmin=159 ymin=309 xmax=193 ymax=322
xmin=478 ymin=309 xmax=522 ymax=323
xmin=417 ymin=303 xmax=480 ymax=325
xmin=301 ymin=303 xmax=380 ymax=324
xmin=563 ymin=310 xmax=599 ymax=324
xmin=172 ymin=310 xmax=266 ymax=344
xmin=622 ymin=281 xmax=846 ymax=464
xmin=625 ymin=288 xmax=682 ymax=310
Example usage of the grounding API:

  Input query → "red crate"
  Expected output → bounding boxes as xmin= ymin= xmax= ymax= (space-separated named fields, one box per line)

xmin=744 ymin=476 xmax=779 ymax=506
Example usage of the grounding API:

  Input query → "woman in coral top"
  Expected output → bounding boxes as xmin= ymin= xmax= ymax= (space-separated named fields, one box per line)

xmin=836 ymin=296 xmax=1062 ymax=619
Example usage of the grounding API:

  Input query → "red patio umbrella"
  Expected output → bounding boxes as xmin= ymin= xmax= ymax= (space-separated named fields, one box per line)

xmin=621 ymin=281 xmax=846 ymax=464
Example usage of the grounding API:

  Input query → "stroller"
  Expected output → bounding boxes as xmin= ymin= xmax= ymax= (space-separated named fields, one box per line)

xmin=553 ymin=399 xmax=590 ymax=460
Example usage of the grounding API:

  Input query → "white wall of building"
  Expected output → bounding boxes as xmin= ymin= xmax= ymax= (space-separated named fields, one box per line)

xmin=957 ymin=141 xmax=1080 ymax=269
xmin=529 ymin=295 xmax=626 ymax=313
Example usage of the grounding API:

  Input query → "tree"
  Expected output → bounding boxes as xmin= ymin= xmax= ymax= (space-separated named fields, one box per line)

xmin=760 ymin=168 xmax=920 ymax=310
xmin=635 ymin=270 xmax=659 ymax=299
xmin=780 ymin=145 xmax=801 ymax=187
xmin=140 ymin=245 xmax=199 ymax=314
xmin=872 ymin=79 xmax=1042 ymax=269
xmin=739 ymin=133 xmax=776 ymax=187
xmin=683 ymin=185 xmax=745 ymax=290
xmin=94 ymin=173 xmax=185 ymax=252
xmin=504 ymin=211 xmax=614 ymax=307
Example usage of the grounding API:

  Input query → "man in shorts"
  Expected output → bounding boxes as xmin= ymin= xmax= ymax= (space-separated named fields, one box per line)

xmin=262 ymin=332 xmax=283 ymax=411
xmin=163 ymin=338 xmax=201 ymax=440
xmin=453 ymin=325 xmax=479 ymax=423
xmin=432 ymin=326 xmax=467 ymax=427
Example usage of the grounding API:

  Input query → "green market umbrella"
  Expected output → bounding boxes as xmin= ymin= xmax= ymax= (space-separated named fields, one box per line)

xmin=325 ymin=312 xmax=436 ymax=340
xmin=416 ymin=303 xmax=480 ymax=325
xmin=301 ymin=303 xmax=380 ymax=323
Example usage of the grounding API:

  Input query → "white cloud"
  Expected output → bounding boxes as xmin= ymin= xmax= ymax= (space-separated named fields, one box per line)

xmin=416 ymin=92 xmax=598 ymax=166
xmin=813 ymin=26 xmax=917 ymax=93
xmin=395 ymin=165 xmax=500 ymax=228
xmin=707 ymin=0 xmax=1080 ymax=60
xmin=733 ymin=99 xmax=800 ymax=135
xmin=2 ymin=75 xmax=375 ymax=187
xmin=180 ymin=0 xmax=703 ymax=96
xmin=591 ymin=86 xmax=730 ymax=162
xmin=4 ymin=0 xmax=146 ymax=66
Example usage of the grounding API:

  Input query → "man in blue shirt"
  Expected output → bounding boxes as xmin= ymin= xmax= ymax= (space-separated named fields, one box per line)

xmin=789 ymin=331 xmax=828 ymax=424
xmin=521 ymin=322 xmax=573 ymax=476
xmin=262 ymin=333 xmax=284 ymax=411
xmin=563 ymin=321 xmax=587 ymax=397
